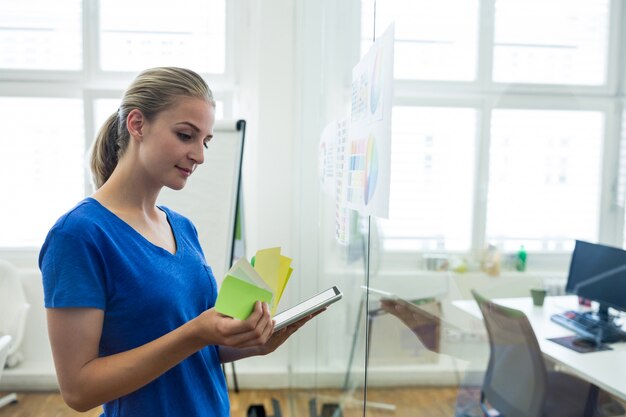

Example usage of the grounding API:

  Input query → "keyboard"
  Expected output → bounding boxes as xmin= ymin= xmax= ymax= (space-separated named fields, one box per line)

xmin=550 ymin=310 xmax=626 ymax=344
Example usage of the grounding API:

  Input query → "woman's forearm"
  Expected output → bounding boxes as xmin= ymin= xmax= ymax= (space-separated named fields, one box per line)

xmin=58 ymin=319 xmax=205 ymax=411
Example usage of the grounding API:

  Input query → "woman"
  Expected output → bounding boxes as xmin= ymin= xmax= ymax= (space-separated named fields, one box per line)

xmin=39 ymin=67 xmax=310 ymax=416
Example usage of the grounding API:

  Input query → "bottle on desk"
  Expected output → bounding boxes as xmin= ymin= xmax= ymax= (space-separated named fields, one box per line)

xmin=482 ymin=244 xmax=501 ymax=277
xmin=515 ymin=245 xmax=527 ymax=272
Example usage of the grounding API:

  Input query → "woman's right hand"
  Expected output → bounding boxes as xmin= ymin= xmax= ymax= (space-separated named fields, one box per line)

xmin=194 ymin=301 xmax=274 ymax=348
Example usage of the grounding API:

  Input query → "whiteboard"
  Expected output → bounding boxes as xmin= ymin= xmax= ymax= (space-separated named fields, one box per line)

xmin=158 ymin=119 xmax=245 ymax=283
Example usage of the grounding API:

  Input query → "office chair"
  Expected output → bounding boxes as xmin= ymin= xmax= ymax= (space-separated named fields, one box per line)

xmin=471 ymin=290 xmax=624 ymax=417
xmin=0 ymin=335 xmax=18 ymax=408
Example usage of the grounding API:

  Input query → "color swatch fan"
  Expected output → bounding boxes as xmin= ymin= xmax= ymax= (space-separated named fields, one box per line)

xmin=215 ymin=247 xmax=293 ymax=320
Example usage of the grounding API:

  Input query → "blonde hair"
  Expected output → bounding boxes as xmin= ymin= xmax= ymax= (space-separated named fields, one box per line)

xmin=90 ymin=67 xmax=215 ymax=189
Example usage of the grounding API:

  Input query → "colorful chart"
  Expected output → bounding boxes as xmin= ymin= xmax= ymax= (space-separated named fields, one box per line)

xmin=364 ymin=135 xmax=378 ymax=205
xmin=345 ymin=23 xmax=394 ymax=217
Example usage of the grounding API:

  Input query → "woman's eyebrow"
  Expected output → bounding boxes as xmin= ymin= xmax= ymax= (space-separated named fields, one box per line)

xmin=175 ymin=121 xmax=201 ymax=132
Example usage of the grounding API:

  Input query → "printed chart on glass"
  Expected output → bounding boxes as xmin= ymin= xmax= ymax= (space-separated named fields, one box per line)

xmin=345 ymin=24 xmax=394 ymax=218
xmin=319 ymin=118 xmax=351 ymax=244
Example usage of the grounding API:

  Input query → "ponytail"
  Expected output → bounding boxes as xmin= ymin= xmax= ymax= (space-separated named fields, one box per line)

xmin=90 ymin=111 xmax=125 ymax=189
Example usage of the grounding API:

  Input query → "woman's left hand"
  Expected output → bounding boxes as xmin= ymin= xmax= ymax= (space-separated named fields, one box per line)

xmin=218 ymin=308 xmax=326 ymax=362
xmin=258 ymin=308 xmax=326 ymax=355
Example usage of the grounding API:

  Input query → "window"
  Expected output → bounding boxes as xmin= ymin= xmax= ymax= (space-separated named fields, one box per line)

xmin=361 ymin=0 xmax=479 ymax=81
xmin=0 ymin=0 xmax=228 ymax=250
xmin=0 ymin=0 xmax=82 ymax=70
xmin=493 ymin=0 xmax=610 ymax=85
xmin=99 ymin=0 xmax=225 ymax=73
xmin=486 ymin=109 xmax=603 ymax=252
xmin=361 ymin=0 xmax=623 ymax=261
xmin=0 ymin=98 xmax=84 ymax=247
xmin=380 ymin=107 xmax=477 ymax=251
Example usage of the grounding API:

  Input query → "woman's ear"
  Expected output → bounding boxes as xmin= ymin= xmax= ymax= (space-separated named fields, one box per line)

xmin=126 ymin=109 xmax=145 ymax=139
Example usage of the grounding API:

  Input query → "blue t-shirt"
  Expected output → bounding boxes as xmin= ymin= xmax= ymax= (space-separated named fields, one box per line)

xmin=39 ymin=198 xmax=230 ymax=417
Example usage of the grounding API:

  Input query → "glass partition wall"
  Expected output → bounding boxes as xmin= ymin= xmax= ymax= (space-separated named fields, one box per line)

xmin=289 ymin=0 xmax=626 ymax=416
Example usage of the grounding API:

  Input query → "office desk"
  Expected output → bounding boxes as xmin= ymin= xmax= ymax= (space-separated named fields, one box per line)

xmin=453 ymin=295 xmax=626 ymax=402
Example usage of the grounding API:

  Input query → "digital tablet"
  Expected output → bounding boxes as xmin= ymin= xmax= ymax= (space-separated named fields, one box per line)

xmin=273 ymin=286 xmax=342 ymax=332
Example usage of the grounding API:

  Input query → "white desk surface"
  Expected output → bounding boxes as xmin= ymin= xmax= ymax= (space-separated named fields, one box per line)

xmin=453 ymin=295 xmax=626 ymax=402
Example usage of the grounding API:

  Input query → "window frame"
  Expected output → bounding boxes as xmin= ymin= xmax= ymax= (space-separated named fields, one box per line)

xmin=373 ymin=0 xmax=626 ymax=269
xmin=0 ymin=0 xmax=235 ymax=266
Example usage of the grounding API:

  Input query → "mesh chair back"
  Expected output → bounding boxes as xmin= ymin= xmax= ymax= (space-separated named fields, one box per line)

xmin=472 ymin=290 xmax=547 ymax=417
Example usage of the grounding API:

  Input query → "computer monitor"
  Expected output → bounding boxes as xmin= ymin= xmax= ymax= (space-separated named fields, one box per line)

xmin=566 ymin=240 xmax=626 ymax=323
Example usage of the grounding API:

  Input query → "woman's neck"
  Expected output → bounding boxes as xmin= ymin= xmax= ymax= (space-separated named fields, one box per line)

xmin=92 ymin=165 xmax=161 ymax=216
